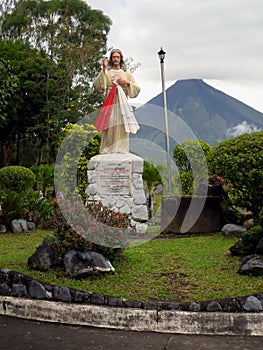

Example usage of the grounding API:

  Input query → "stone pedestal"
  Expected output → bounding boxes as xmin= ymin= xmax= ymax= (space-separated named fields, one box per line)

xmin=161 ymin=195 xmax=224 ymax=234
xmin=86 ymin=153 xmax=148 ymax=234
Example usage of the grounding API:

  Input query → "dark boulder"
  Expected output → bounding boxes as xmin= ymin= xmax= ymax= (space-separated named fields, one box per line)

xmin=28 ymin=243 xmax=61 ymax=271
xmin=0 ymin=224 xmax=7 ymax=233
xmin=64 ymin=250 xmax=115 ymax=278
xmin=243 ymin=296 xmax=263 ymax=312
xmin=238 ymin=255 xmax=263 ymax=276
xmin=229 ymin=241 xmax=247 ymax=256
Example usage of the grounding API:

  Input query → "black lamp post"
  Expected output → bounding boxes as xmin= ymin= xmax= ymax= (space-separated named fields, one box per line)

xmin=158 ymin=47 xmax=166 ymax=63
xmin=158 ymin=47 xmax=172 ymax=193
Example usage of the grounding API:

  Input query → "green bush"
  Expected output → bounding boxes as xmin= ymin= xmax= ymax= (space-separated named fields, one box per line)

xmin=0 ymin=188 xmax=55 ymax=225
xmin=208 ymin=131 xmax=263 ymax=218
xmin=23 ymin=190 xmax=55 ymax=224
xmin=0 ymin=166 xmax=35 ymax=192
xmin=77 ymin=155 xmax=88 ymax=201
xmin=33 ymin=164 xmax=54 ymax=197
xmin=0 ymin=189 xmax=27 ymax=224
xmin=173 ymin=171 xmax=193 ymax=195
xmin=173 ymin=139 xmax=212 ymax=195
xmin=258 ymin=208 xmax=263 ymax=227
xmin=239 ymin=225 xmax=263 ymax=255
xmin=0 ymin=166 xmax=36 ymax=224
xmin=56 ymin=123 xmax=100 ymax=202
xmin=50 ymin=200 xmax=130 ymax=260
xmin=220 ymin=199 xmax=242 ymax=225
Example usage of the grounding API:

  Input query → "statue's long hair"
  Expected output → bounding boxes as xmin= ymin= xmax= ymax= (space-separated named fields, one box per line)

xmin=108 ymin=49 xmax=127 ymax=71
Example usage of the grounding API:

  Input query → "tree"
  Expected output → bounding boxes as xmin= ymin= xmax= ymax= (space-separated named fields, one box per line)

xmin=173 ymin=139 xmax=212 ymax=195
xmin=0 ymin=57 xmax=19 ymax=127
xmin=0 ymin=0 xmax=112 ymax=166
xmin=0 ymin=40 xmax=33 ymax=166
xmin=1 ymin=0 xmax=112 ymax=114
xmin=0 ymin=0 xmax=19 ymax=31
xmin=208 ymin=131 xmax=263 ymax=218
xmin=0 ymin=40 xmax=77 ymax=166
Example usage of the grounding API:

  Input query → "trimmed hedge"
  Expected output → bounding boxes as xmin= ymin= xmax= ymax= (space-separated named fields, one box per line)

xmin=208 ymin=131 xmax=263 ymax=218
xmin=0 ymin=166 xmax=35 ymax=192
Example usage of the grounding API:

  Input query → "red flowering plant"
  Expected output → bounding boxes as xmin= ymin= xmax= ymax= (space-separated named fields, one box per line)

xmin=50 ymin=198 xmax=134 ymax=260
xmin=59 ymin=226 xmax=93 ymax=255
xmin=86 ymin=201 xmax=136 ymax=252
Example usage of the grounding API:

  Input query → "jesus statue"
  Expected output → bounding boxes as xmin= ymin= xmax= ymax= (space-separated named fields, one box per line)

xmin=93 ymin=49 xmax=140 ymax=154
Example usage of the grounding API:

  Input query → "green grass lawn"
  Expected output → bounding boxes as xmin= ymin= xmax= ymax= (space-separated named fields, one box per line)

xmin=0 ymin=229 xmax=262 ymax=302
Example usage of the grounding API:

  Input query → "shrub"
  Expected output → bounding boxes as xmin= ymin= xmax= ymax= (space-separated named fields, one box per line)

xmin=239 ymin=225 xmax=263 ymax=255
xmin=58 ymin=230 xmax=93 ymax=255
xmin=23 ymin=190 xmax=55 ymax=224
xmin=173 ymin=171 xmax=193 ymax=195
xmin=77 ymin=155 xmax=88 ymax=201
xmin=0 ymin=188 xmax=55 ymax=225
xmin=50 ymin=200 xmax=131 ymax=260
xmin=0 ymin=189 xmax=27 ymax=224
xmin=0 ymin=166 xmax=35 ymax=192
xmin=208 ymin=131 xmax=263 ymax=218
xmin=258 ymin=208 xmax=263 ymax=227
xmin=34 ymin=164 xmax=54 ymax=197
xmin=173 ymin=139 xmax=212 ymax=195
xmin=56 ymin=123 xmax=100 ymax=202
xmin=220 ymin=199 xmax=242 ymax=225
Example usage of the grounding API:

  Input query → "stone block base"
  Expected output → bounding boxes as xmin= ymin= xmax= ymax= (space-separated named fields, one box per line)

xmin=86 ymin=153 xmax=148 ymax=234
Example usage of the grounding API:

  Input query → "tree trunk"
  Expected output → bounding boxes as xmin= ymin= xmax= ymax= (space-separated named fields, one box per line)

xmin=38 ymin=144 xmax=44 ymax=166
xmin=1 ymin=142 xmax=9 ymax=167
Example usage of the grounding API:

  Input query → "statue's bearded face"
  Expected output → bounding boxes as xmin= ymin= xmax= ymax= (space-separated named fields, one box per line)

xmin=111 ymin=52 xmax=121 ymax=67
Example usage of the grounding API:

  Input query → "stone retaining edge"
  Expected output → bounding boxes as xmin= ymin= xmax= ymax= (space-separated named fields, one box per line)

xmin=1 ymin=295 xmax=263 ymax=336
xmin=1 ymin=268 xmax=263 ymax=336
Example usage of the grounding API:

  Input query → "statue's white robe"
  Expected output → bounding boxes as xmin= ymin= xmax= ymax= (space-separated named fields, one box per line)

xmin=93 ymin=69 xmax=140 ymax=153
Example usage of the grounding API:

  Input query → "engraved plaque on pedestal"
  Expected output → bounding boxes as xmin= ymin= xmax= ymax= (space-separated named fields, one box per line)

xmin=97 ymin=160 xmax=132 ymax=195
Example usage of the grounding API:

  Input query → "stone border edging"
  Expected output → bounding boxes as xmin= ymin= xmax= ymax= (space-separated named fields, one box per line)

xmin=1 ymin=296 xmax=263 ymax=336
xmin=1 ymin=268 xmax=263 ymax=336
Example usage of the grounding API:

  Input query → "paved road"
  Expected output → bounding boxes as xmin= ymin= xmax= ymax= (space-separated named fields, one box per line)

xmin=1 ymin=315 xmax=263 ymax=350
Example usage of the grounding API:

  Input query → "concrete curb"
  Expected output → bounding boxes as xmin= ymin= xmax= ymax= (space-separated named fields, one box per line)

xmin=1 ymin=295 xmax=263 ymax=336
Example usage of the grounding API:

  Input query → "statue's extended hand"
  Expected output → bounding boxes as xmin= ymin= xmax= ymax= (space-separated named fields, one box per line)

xmin=102 ymin=57 xmax=108 ymax=71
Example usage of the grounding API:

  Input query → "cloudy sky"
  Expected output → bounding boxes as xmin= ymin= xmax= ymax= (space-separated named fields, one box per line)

xmin=88 ymin=0 xmax=263 ymax=112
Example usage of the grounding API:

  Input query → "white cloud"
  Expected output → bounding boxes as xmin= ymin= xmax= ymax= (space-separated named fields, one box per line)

xmin=87 ymin=0 xmax=263 ymax=112
xmin=227 ymin=121 xmax=260 ymax=137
